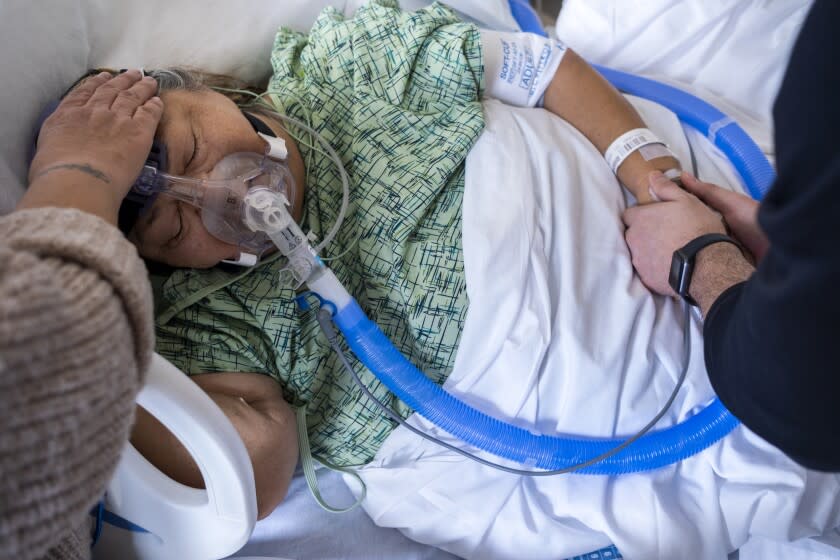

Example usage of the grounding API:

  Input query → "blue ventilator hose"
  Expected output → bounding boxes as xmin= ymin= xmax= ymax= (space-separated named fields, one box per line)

xmin=507 ymin=0 xmax=545 ymax=36
xmin=334 ymin=302 xmax=738 ymax=473
xmin=325 ymin=6 xmax=777 ymax=473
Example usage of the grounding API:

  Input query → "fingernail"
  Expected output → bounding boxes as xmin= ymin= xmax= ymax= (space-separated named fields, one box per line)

xmin=649 ymin=170 xmax=665 ymax=183
xmin=97 ymin=71 xmax=112 ymax=78
xmin=648 ymin=186 xmax=661 ymax=202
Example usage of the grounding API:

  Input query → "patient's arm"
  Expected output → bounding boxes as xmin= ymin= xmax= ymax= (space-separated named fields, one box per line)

xmin=542 ymin=49 xmax=680 ymax=203
xmin=131 ymin=372 xmax=298 ymax=520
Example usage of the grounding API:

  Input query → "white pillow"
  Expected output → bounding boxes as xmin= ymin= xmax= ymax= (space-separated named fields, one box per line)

xmin=555 ymin=0 xmax=813 ymax=128
xmin=0 ymin=0 xmax=518 ymax=214
xmin=84 ymin=0 xmax=344 ymax=85
xmin=0 ymin=1 xmax=90 ymax=213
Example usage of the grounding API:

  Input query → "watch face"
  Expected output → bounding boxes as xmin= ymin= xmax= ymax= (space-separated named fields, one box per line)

xmin=669 ymin=251 xmax=689 ymax=296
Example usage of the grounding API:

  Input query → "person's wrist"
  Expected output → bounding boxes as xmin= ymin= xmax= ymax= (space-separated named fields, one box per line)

xmin=622 ymin=158 xmax=683 ymax=203
xmin=21 ymin=168 xmax=124 ymax=225
xmin=688 ymin=241 xmax=755 ymax=316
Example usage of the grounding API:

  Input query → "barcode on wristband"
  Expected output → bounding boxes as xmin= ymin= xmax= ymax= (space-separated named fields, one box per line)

xmin=605 ymin=128 xmax=664 ymax=174
xmin=623 ymin=136 xmax=646 ymax=152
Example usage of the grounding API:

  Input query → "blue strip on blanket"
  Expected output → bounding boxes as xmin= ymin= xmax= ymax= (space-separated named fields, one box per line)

xmin=566 ymin=544 xmax=623 ymax=560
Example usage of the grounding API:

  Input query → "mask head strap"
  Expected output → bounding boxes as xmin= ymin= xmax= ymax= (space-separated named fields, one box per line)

xmin=118 ymin=140 xmax=168 ymax=234
xmin=242 ymin=111 xmax=274 ymax=136
xmin=243 ymin=111 xmax=287 ymax=160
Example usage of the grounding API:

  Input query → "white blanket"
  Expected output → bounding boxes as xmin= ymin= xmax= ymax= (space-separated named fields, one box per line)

xmin=350 ymin=98 xmax=840 ymax=559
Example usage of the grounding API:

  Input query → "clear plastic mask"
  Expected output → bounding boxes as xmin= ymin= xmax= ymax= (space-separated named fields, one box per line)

xmin=133 ymin=151 xmax=297 ymax=258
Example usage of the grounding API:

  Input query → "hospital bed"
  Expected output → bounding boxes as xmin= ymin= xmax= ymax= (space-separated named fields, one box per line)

xmin=2 ymin=1 xmax=839 ymax=558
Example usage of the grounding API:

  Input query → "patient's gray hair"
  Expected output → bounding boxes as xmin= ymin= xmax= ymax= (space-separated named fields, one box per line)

xmin=146 ymin=67 xmax=265 ymax=107
xmin=145 ymin=68 xmax=204 ymax=92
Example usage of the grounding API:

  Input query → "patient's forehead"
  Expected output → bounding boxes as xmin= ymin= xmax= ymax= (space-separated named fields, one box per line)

xmin=156 ymin=88 xmax=266 ymax=176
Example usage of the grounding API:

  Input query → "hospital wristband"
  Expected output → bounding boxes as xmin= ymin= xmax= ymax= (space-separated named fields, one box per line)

xmin=604 ymin=128 xmax=675 ymax=174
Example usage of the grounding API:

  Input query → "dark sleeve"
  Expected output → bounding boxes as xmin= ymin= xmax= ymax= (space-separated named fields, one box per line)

xmin=703 ymin=0 xmax=840 ymax=472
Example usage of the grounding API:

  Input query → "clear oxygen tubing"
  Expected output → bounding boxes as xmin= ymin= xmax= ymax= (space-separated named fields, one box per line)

xmin=306 ymin=66 xmax=775 ymax=475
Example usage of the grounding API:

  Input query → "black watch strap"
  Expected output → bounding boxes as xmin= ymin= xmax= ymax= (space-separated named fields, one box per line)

xmin=669 ymin=233 xmax=740 ymax=306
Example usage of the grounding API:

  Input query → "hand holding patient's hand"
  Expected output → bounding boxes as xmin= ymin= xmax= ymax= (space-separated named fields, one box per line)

xmin=680 ymin=172 xmax=769 ymax=262
xmin=22 ymin=70 xmax=163 ymax=222
xmin=622 ymin=171 xmax=727 ymax=296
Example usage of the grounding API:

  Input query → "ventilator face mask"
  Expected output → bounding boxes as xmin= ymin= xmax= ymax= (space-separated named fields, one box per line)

xmin=131 ymin=125 xmax=295 ymax=266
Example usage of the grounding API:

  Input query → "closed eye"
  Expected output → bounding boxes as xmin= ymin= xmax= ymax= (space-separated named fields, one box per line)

xmin=185 ymin=131 xmax=198 ymax=171
xmin=166 ymin=204 xmax=185 ymax=248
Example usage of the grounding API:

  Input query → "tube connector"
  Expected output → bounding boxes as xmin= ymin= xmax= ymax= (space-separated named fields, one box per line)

xmin=243 ymin=187 xmax=320 ymax=288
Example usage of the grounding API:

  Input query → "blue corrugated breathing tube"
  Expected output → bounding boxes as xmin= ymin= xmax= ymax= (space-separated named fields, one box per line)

xmin=324 ymin=4 xmax=776 ymax=474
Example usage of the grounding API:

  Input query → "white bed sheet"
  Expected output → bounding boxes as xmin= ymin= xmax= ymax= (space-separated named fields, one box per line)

xmin=554 ymin=0 xmax=814 ymax=134
xmin=229 ymin=467 xmax=457 ymax=560
xmin=741 ymin=530 xmax=840 ymax=560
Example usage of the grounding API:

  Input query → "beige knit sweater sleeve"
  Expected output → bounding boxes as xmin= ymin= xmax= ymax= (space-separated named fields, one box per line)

xmin=0 ymin=208 xmax=154 ymax=560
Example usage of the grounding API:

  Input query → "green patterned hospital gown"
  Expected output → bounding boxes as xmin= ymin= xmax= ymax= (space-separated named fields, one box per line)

xmin=155 ymin=1 xmax=485 ymax=466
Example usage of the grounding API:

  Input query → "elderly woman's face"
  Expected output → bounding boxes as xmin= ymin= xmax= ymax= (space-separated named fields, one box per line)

xmin=129 ymin=89 xmax=282 ymax=268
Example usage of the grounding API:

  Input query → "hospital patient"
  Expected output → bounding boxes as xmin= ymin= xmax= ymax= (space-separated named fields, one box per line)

xmin=89 ymin=3 xmax=685 ymax=519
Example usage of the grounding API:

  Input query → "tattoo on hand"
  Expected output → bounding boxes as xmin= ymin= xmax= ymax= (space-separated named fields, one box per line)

xmin=33 ymin=163 xmax=111 ymax=184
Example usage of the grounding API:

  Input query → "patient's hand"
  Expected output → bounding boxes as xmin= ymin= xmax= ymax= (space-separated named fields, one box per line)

xmin=622 ymin=171 xmax=729 ymax=296
xmin=681 ymin=172 xmax=769 ymax=262
xmin=21 ymin=70 xmax=163 ymax=224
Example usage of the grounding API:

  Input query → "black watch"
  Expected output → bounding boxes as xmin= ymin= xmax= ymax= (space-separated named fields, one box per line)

xmin=669 ymin=233 xmax=740 ymax=306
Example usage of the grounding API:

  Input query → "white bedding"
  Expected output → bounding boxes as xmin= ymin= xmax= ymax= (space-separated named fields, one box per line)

xmin=554 ymin=0 xmax=814 ymax=134
xmin=229 ymin=467 xmax=457 ymax=560
xmin=349 ymin=97 xmax=840 ymax=559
